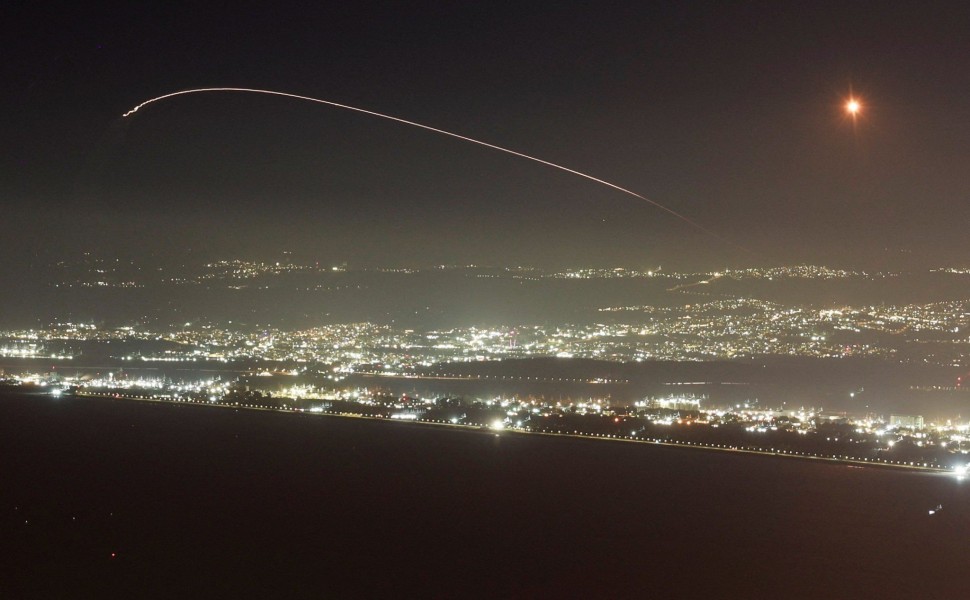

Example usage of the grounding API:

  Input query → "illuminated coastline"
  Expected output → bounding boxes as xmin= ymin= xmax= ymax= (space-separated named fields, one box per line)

xmin=6 ymin=370 xmax=968 ymax=475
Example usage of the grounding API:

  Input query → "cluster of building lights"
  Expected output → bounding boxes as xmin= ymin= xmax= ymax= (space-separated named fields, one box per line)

xmin=6 ymin=370 xmax=970 ymax=475
xmin=3 ymin=290 xmax=969 ymax=368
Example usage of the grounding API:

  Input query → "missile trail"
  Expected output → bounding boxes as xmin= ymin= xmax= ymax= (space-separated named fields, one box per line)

xmin=123 ymin=87 xmax=740 ymax=250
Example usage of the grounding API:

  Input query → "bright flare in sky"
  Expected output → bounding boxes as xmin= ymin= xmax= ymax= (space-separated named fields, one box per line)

xmin=846 ymin=98 xmax=861 ymax=115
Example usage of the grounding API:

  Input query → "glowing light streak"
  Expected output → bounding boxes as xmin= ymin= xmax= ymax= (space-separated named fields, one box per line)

xmin=124 ymin=87 xmax=740 ymax=250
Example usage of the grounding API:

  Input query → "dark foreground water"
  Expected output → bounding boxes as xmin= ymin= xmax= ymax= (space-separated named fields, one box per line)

xmin=2 ymin=393 xmax=969 ymax=599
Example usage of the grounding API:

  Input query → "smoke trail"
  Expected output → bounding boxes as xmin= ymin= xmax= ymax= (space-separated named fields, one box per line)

xmin=124 ymin=87 xmax=741 ymax=250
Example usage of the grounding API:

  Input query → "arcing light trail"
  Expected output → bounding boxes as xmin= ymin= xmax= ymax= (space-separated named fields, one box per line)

xmin=123 ymin=87 xmax=740 ymax=250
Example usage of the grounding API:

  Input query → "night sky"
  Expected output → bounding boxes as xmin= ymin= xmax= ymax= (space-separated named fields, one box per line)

xmin=3 ymin=1 xmax=970 ymax=269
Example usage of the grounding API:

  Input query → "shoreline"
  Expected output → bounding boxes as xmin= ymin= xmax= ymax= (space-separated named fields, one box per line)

xmin=45 ymin=389 xmax=949 ymax=475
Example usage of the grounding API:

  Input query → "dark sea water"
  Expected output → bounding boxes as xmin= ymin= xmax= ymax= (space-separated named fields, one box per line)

xmin=2 ymin=392 xmax=969 ymax=599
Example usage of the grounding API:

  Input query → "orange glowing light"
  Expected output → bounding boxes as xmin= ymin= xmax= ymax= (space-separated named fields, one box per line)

xmin=846 ymin=99 xmax=861 ymax=115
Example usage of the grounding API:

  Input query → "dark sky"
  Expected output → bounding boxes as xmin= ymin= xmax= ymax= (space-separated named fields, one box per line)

xmin=3 ymin=1 xmax=970 ymax=269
